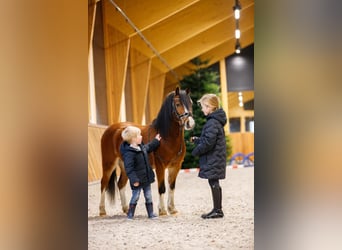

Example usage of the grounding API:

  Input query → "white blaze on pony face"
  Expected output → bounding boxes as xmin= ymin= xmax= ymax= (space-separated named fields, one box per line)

xmin=185 ymin=116 xmax=195 ymax=130
xmin=181 ymin=104 xmax=195 ymax=130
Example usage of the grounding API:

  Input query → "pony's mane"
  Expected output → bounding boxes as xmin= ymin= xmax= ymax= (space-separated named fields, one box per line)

xmin=151 ymin=92 xmax=174 ymax=138
xmin=151 ymin=89 xmax=191 ymax=138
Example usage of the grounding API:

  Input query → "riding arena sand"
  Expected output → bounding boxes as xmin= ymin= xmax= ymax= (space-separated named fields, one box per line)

xmin=88 ymin=167 xmax=254 ymax=249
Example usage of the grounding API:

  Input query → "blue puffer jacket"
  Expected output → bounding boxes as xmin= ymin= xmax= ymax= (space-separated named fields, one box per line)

xmin=120 ymin=139 xmax=160 ymax=189
xmin=191 ymin=108 xmax=227 ymax=179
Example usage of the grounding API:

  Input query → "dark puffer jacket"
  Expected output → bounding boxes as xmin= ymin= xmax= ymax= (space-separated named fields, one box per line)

xmin=191 ymin=108 xmax=227 ymax=179
xmin=120 ymin=139 xmax=160 ymax=189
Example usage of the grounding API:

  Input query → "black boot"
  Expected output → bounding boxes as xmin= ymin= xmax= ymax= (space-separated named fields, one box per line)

xmin=201 ymin=209 xmax=215 ymax=218
xmin=202 ymin=186 xmax=224 ymax=219
xmin=145 ymin=202 xmax=158 ymax=219
xmin=127 ymin=203 xmax=137 ymax=219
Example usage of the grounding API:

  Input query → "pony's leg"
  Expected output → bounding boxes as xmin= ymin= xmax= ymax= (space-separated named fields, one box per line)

xmin=155 ymin=165 xmax=167 ymax=216
xmin=167 ymin=166 xmax=181 ymax=215
xmin=99 ymin=173 xmax=110 ymax=216
xmin=99 ymin=188 xmax=107 ymax=216
xmin=117 ymin=160 xmax=128 ymax=213
xmin=99 ymin=160 xmax=116 ymax=216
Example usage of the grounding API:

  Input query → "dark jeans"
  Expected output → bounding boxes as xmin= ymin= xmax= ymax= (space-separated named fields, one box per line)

xmin=129 ymin=183 xmax=153 ymax=204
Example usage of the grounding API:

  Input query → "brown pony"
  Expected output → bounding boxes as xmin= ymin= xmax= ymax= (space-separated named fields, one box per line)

xmin=99 ymin=87 xmax=195 ymax=216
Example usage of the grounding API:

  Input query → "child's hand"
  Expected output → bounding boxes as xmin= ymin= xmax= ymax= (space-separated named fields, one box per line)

xmin=133 ymin=182 xmax=139 ymax=187
xmin=155 ymin=134 xmax=161 ymax=141
xmin=190 ymin=136 xmax=199 ymax=143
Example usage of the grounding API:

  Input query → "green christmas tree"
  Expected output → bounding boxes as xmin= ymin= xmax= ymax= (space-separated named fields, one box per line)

xmin=180 ymin=58 xmax=232 ymax=169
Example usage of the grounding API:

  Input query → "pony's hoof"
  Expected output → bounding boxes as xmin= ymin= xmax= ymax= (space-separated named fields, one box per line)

xmin=168 ymin=209 xmax=178 ymax=215
xmin=99 ymin=206 xmax=107 ymax=216
xmin=159 ymin=210 xmax=168 ymax=216
xmin=168 ymin=206 xmax=178 ymax=215
xmin=122 ymin=206 xmax=128 ymax=214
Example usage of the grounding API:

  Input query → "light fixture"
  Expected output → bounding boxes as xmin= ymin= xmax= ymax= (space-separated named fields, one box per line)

xmin=233 ymin=0 xmax=241 ymax=19
xmin=235 ymin=40 xmax=241 ymax=54
xmin=238 ymin=92 xmax=243 ymax=107
xmin=235 ymin=29 xmax=240 ymax=39
xmin=233 ymin=0 xmax=242 ymax=54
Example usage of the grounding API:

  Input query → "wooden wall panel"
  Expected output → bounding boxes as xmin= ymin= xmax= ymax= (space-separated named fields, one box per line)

xmin=129 ymin=49 xmax=151 ymax=124
xmin=229 ymin=132 xmax=254 ymax=156
xmin=148 ymin=69 xmax=165 ymax=123
xmin=242 ymin=132 xmax=254 ymax=154
xmin=103 ymin=1 xmax=130 ymax=124
xmin=88 ymin=124 xmax=107 ymax=182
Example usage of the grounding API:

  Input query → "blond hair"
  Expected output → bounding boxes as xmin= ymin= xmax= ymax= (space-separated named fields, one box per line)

xmin=121 ymin=126 xmax=141 ymax=143
xmin=198 ymin=94 xmax=220 ymax=111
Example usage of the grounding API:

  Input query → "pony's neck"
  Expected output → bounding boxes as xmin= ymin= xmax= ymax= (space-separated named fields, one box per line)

xmin=165 ymin=121 xmax=183 ymax=138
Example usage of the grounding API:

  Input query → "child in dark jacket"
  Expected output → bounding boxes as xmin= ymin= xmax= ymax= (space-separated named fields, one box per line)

xmin=120 ymin=126 xmax=161 ymax=219
xmin=191 ymin=94 xmax=227 ymax=219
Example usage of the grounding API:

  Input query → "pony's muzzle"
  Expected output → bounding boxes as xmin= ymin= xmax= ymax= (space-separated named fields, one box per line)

xmin=185 ymin=116 xmax=195 ymax=130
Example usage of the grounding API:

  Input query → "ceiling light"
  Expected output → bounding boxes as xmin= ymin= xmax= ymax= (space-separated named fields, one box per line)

xmin=233 ymin=1 xmax=241 ymax=19
xmin=235 ymin=40 xmax=241 ymax=54
xmin=235 ymin=29 xmax=240 ymax=39
xmin=232 ymin=0 xmax=242 ymax=54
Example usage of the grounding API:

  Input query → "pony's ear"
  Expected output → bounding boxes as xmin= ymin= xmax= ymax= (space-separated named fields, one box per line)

xmin=175 ymin=86 xmax=180 ymax=96
xmin=186 ymin=88 xmax=191 ymax=95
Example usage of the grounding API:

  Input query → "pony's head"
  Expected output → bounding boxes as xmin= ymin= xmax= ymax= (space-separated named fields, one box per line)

xmin=173 ymin=87 xmax=195 ymax=131
xmin=152 ymin=87 xmax=195 ymax=137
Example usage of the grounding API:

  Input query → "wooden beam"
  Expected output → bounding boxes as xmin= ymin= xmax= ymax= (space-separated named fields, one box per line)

xmin=102 ymin=0 xmax=254 ymax=84
xmin=103 ymin=0 xmax=200 ymax=37
xmin=199 ymin=26 xmax=254 ymax=65
xmin=130 ymin=0 xmax=241 ymax=57
xmin=151 ymin=4 xmax=254 ymax=72
xmin=88 ymin=1 xmax=98 ymax=53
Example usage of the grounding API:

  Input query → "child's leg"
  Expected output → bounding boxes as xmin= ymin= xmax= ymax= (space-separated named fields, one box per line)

xmin=143 ymin=184 xmax=153 ymax=204
xmin=143 ymin=184 xmax=157 ymax=218
xmin=129 ymin=188 xmax=141 ymax=205
xmin=201 ymin=179 xmax=224 ymax=219
xmin=127 ymin=188 xmax=141 ymax=219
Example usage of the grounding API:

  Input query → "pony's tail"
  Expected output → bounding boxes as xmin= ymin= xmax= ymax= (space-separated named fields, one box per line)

xmin=107 ymin=170 xmax=117 ymax=204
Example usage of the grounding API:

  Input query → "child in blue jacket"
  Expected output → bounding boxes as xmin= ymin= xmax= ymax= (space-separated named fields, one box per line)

xmin=120 ymin=126 xmax=161 ymax=219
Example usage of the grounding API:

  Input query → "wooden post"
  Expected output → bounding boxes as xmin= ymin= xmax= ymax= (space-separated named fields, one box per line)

xmin=219 ymin=59 xmax=230 ymax=133
xmin=88 ymin=0 xmax=98 ymax=123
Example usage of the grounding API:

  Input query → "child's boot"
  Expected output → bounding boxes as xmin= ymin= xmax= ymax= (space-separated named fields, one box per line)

xmin=145 ymin=202 xmax=158 ymax=219
xmin=202 ymin=186 xmax=224 ymax=219
xmin=127 ymin=203 xmax=137 ymax=219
